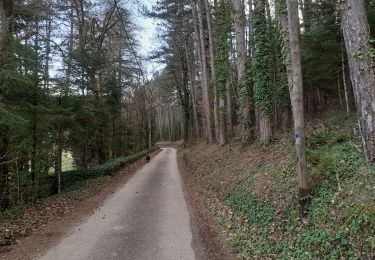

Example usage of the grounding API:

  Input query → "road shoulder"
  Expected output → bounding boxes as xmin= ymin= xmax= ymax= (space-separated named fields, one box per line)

xmin=177 ymin=149 xmax=235 ymax=260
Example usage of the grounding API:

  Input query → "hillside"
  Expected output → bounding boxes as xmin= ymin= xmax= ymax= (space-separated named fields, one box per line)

xmin=182 ymin=112 xmax=375 ymax=259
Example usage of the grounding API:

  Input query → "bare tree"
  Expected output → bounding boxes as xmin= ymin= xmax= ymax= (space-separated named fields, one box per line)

xmin=287 ymin=0 xmax=309 ymax=219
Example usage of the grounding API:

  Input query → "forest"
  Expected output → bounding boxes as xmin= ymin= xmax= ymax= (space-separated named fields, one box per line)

xmin=150 ymin=0 xmax=375 ymax=217
xmin=0 ymin=0 xmax=375 ymax=258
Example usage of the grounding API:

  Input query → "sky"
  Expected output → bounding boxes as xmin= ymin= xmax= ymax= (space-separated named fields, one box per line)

xmin=132 ymin=0 xmax=164 ymax=76
xmin=50 ymin=0 xmax=162 ymax=79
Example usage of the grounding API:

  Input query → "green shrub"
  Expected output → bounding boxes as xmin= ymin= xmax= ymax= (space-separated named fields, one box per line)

xmin=6 ymin=147 xmax=158 ymax=208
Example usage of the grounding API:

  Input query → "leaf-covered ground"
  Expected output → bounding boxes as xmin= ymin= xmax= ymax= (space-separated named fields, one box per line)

xmin=183 ymin=112 xmax=375 ymax=259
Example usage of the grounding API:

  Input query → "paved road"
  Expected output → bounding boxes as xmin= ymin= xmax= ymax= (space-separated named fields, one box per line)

xmin=40 ymin=148 xmax=202 ymax=260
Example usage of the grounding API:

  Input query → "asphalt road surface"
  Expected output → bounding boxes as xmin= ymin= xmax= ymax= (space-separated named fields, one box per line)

xmin=40 ymin=148 xmax=203 ymax=260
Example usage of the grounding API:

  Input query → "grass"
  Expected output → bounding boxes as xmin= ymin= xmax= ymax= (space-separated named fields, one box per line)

xmin=184 ymin=112 xmax=375 ymax=259
xmin=62 ymin=151 xmax=75 ymax=172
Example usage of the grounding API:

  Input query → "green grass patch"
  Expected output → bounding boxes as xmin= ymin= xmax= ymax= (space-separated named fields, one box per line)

xmin=62 ymin=151 xmax=75 ymax=172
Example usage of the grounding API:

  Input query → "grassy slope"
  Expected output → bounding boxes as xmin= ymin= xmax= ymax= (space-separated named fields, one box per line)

xmin=183 ymin=112 xmax=375 ymax=259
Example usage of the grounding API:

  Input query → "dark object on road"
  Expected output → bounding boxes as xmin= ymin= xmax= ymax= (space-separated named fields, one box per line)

xmin=146 ymin=155 xmax=150 ymax=162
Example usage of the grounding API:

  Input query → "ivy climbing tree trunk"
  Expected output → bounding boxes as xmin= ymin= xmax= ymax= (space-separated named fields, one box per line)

xmin=248 ymin=0 xmax=254 ymax=56
xmin=226 ymin=71 xmax=233 ymax=138
xmin=287 ymin=0 xmax=309 ymax=219
xmin=341 ymin=0 xmax=375 ymax=164
xmin=233 ymin=0 xmax=252 ymax=142
xmin=253 ymin=0 xmax=272 ymax=142
xmin=215 ymin=0 xmax=231 ymax=146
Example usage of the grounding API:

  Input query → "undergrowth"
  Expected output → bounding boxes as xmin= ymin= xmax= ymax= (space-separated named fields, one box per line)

xmin=4 ymin=147 xmax=158 ymax=216
xmin=184 ymin=113 xmax=375 ymax=259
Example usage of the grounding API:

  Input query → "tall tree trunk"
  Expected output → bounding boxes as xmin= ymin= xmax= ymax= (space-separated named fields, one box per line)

xmin=234 ymin=0 xmax=251 ymax=142
xmin=0 ymin=132 xmax=9 ymax=210
xmin=44 ymin=17 xmax=51 ymax=88
xmin=205 ymin=0 xmax=219 ymax=142
xmin=302 ymin=0 xmax=312 ymax=32
xmin=185 ymin=40 xmax=200 ymax=139
xmin=287 ymin=0 xmax=309 ymax=219
xmin=167 ymin=104 xmax=172 ymax=142
xmin=191 ymin=0 xmax=205 ymax=140
xmin=0 ymin=0 xmax=14 ymax=210
xmin=337 ymin=70 xmax=343 ymax=110
xmin=276 ymin=0 xmax=294 ymax=94
xmin=55 ymin=124 xmax=63 ymax=195
xmin=148 ymin=106 xmax=152 ymax=148
xmin=30 ymin=19 xmax=40 ymax=203
xmin=341 ymin=0 xmax=375 ymax=164
xmin=253 ymin=0 xmax=272 ymax=142
xmin=248 ymin=0 xmax=254 ymax=56
xmin=197 ymin=0 xmax=213 ymax=143
xmin=341 ymin=48 xmax=350 ymax=114
xmin=226 ymin=72 xmax=233 ymax=137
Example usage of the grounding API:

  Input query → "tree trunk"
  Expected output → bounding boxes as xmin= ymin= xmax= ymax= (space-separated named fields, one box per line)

xmin=341 ymin=48 xmax=350 ymax=114
xmin=302 ymin=0 xmax=312 ymax=32
xmin=287 ymin=0 xmax=310 ymax=219
xmin=55 ymin=126 xmax=63 ymax=195
xmin=167 ymin=104 xmax=172 ymax=142
xmin=30 ymin=19 xmax=40 ymax=203
xmin=234 ymin=0 xmax=251 ymax=142
xmin=197 ymin=0 xmax=213 ymax=143
xmin=185 ymin=40 xmax=200 ymax=139
xmin=0 ymin=132 xmax=9 ymax=210
xmin=341 ymin=0 xmax=375 ymax=164
xmin=248 ymin=0 xmax=254 ymax=56
xmin=148 ymin=106 xmax=152 ymax=148
xmin=0 ymin=0 xmax=13 ymax=210
xmin=337 ymin=70 xmax=343 ymax=110
xmin=259 ymin=110 xmax=272 ymax=142
xmin=205 ymin=0 xmax=219 ymax=142
xmin=226 ymin=73 xmax=233 ymax=137
xmin=44 ymin=17 xmax=51 ymax=88
xmin=275 ymin=0 xmax=294 ymax=94
xmin=253 ymin=0 xmax=272 ymax=142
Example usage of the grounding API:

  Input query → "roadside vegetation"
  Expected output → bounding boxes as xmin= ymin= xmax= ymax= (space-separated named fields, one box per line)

xmin=3 ymin=147 xmax=157 ymax=221
xmin=0 ymin=147 xmax=157 ymax=247
xmin=183 ymin=112 xmax=375 ymax=259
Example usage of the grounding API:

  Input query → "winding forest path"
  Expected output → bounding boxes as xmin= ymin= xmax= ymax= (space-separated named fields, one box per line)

xmin=40 ymin=148 xmax=203 ymax=260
